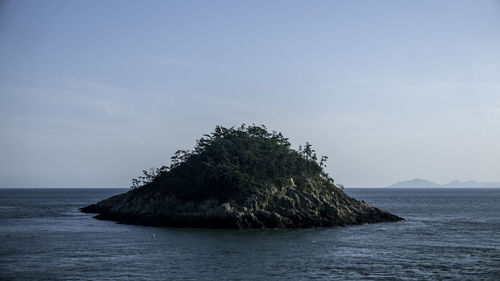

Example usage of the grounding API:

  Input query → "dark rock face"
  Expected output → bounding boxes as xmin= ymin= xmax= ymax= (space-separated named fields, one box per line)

xmin=81 ymin=179 xmax=403 ymax=228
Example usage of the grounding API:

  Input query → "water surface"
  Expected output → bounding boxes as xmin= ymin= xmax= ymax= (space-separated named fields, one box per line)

xmin=0 ymin=188 xmax=499 ymax=280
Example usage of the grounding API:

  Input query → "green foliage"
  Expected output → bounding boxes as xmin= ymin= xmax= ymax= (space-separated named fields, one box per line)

xmin=130 ymin=166 xmax=169 ymax=189
xmin=131 ymin=124 xmax=335 ymax=200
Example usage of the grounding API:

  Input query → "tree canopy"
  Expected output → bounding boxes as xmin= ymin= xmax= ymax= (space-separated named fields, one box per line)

xmin=131 ymin=124 xmax=335 ymax=201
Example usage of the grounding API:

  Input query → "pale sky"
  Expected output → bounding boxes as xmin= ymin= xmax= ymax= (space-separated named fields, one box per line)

xmin=1 ymin=0 xmax=500 ymax=187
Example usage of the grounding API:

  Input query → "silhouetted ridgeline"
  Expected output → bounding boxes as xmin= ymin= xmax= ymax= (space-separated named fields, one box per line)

xmin=82 ymin=125 xmax=403 ymax=228
xmin=389 ymin=178 xmax=500 ymax=188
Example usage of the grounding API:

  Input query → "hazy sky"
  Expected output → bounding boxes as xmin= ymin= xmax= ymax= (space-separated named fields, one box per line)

xmin=1 ymin=0 xmax=500 ymax=187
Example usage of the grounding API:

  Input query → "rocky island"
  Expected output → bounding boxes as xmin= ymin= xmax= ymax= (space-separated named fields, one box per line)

xmin=81 ymin=125 xmax=403 ymax=228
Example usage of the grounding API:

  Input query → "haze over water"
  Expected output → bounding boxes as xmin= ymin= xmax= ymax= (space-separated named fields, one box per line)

xmin=1 ymin=188 xmax=498 ymax=280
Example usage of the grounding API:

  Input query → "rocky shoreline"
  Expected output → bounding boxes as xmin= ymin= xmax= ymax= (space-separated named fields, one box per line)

xmin=81 ymin=182 xmax=403 ymax=228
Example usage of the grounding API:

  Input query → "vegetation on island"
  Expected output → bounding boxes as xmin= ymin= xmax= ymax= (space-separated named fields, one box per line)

xmin=130 ymin=124 xmax=338 ymax=201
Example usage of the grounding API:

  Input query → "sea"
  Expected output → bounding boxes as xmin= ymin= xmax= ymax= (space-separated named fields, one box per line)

xmin=0 ymin=188 xmax=499 ymax=280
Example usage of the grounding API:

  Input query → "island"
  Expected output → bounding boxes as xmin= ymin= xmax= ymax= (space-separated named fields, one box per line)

xmin=81 ymin=125 xmax=403 ymax=228
xmin=389 ymin=178 xmax=440 ymax=188
xmin=388 ymin=178 xmax=500 ymax=188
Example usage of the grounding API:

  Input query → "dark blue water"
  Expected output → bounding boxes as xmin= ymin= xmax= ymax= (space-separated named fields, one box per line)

xmin=0 ymin=188 xmax=499 ymax=280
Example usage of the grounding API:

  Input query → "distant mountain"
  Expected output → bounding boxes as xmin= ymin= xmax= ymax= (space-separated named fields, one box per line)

xmin=389 ymin=178 xmax=440 ymax=188
xmin=442 ymin=180 xmax=500 ymax=188
xmin=388 ymin=179 xmax=500 ymax=188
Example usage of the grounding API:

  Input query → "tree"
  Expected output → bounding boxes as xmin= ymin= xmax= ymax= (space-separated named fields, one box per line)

xmin=129 ymin=124 xmax=338 ymax=201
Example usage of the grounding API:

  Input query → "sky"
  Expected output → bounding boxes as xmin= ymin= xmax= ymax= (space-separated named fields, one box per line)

xmin=1 ymin=0 xmax=500 ymax=187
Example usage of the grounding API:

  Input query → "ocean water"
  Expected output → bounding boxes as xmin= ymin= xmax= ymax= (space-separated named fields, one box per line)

xmin=0 ymin=188 xmax=499 ymax=280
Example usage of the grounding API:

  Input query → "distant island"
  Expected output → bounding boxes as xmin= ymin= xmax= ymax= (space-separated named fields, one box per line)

xmin=82 ymin=125 xmax=403 ymax=228
xmin=389 ymin=178 xmax=500 ymax=188
xmin=389 ymin=179 xmax=440 ymax=188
